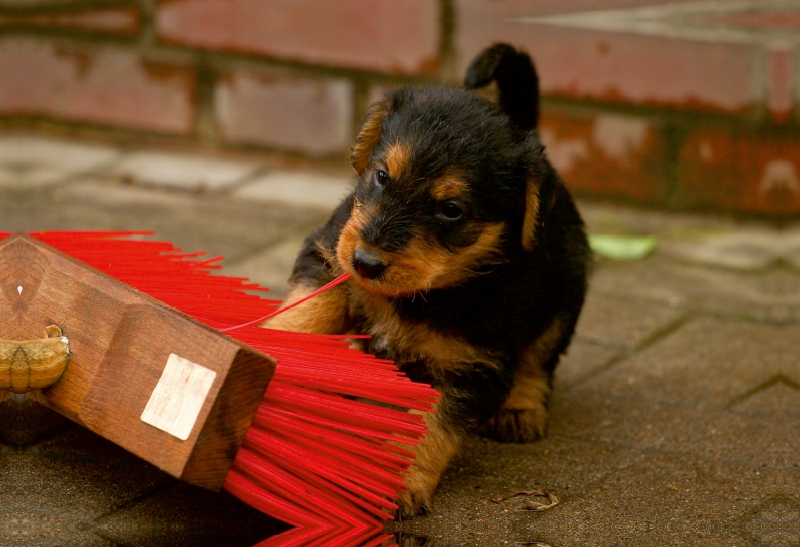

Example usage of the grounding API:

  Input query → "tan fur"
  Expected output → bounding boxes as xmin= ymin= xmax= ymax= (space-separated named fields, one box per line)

xmin=351 ymin=289 xmax=501 ymax=377
xmin=521 ymin=175 xmax=541 ymax=252
xmin=483 ymin=319 xmax=566 ymax=442
xmin=385 ymin=143 xmax=411 ymax=180
xmin=396 ymin=408 xmax=462 ymax=515
xmin=335 ymin=200 xmax=385 ymax=274
xmin=351 ymin=101 xmax=390 ymax=175
xmin=263 ymin=283 xmax=349 ymax=334
xmin=337 ymin=222 xmax=507 ymax=296
xmin=430 ymin=177 xmax=468 ymax=201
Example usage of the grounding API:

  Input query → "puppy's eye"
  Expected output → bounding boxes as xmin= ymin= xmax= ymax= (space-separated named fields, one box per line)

xmin=374 ymin=169 xmax=388 ymax=187
xmin=438 ymin=202 xmax=464 ymax=220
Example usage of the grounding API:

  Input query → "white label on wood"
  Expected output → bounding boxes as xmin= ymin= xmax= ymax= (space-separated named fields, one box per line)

xmin=141 ymin=353 xmax=217 ymax=441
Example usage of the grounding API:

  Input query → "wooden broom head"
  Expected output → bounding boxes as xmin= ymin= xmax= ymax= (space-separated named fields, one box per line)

xmin=0 ymin=233 xmax=276 ymax=491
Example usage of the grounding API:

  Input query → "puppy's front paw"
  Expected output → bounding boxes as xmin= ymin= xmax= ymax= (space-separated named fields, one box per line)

xmin=396 ymin=467 xmax=435 ymax=519
xmin=480 ymin=407 xmax=548 ymax=443
xmin=397 ymin=489 xmax=431 ymax=520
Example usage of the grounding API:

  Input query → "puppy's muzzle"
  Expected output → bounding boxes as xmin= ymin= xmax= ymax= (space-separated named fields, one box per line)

xmin=353 ymin=248 xmax=388 ymax=280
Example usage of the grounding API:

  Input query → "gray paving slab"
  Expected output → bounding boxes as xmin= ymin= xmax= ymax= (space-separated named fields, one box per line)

xmin=0 ymin=135 xmax=121 ymax=187
xmin=0 ymin=181 xmax=327 ymax=265
xmin=0 ymin=402 xmax=283 ymax=547
xmin=233 ymin=169 xmax=353 ymax=210
xmin=221 ymin=233 xmax=310 ymax=299
xmin=575 ymin=318 xmax=799 ymax=411
xmin=94 ymin=483 xmax=287 ymax=547
xmin=522 ymin=454 xmax=797 ymax=547
xmin=658 ymin=230 xmax=799 ymax=271
xmin=590 ymin=256 xmax=800 ymax=323
xmin=554 ymin=339 xmax=623 ymax=391
xmin=109 ymin=150 xmax=262 ymax=192
xmin=574 ymin=291 xmax=687 ymax=350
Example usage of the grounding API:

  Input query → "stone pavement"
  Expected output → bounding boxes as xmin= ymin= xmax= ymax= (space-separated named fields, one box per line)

xmin=0 ymin=133 xmax=798 ymax=546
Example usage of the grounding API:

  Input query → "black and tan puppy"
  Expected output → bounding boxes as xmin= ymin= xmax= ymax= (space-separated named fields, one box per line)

xmin=267 ymin=44 xmax=590 ymax=517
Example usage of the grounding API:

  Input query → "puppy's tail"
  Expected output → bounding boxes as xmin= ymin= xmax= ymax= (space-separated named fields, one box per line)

xmin=464 ymin=43 xmax=539 ymax=131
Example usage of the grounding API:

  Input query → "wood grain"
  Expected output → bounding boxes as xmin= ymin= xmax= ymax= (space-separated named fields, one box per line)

xmin=0 ymin=233 xmax=276 ymax=490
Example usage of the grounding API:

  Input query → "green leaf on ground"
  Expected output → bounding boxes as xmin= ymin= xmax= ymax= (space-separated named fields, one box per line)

xmin=589 ymin=234 xmax=658 ymax=261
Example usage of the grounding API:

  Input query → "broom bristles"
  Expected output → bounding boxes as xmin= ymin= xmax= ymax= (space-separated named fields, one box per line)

xmin=7 ymin=231 xmax=436 ymax=547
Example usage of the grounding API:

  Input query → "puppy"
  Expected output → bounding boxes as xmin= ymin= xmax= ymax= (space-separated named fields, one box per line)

xmin=267 ymin=43 xmax=590 ymax=518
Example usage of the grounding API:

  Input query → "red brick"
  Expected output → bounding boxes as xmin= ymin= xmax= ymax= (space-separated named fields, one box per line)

xmin=767 ymin=46 xmax=793 ymax=122
xmin=539 ymin=109 xmax=664 ymax=201
xmin=454 ymin=0 xmax=756 ymax=113
xmin=0 ymin=7 xmax=140 ymax=36
xmin=157 ymin=0 xmax=440 ymax=75
xmin=0 ymin=38 xmax=195 ymax=134
xmin=215 ymin=70 xmax=353 ymax=156
xmin=679 ymin=130 xmax=800 ymax=215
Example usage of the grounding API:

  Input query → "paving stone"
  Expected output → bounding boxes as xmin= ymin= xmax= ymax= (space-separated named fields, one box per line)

xmin=590 ymin=256 xmax=800 ymax=323
xmin=0 ymin=135 xmax=121 ymax=187
xmin=728 ymin=379 xmax=800 ymax=419
xmin=6 ymin=426 xmax=172 ymax=518
xmin=0 ymin=412 xmax=283 ymax=547
xmin=233 ymin=170 xmax=352 ymax=210
xmin=571 ymin=318 xmax=799 ymax=411
xmin=549 ymin=318 xmax=799 ymax=469
xmin=95 ymin=483 xmax=287 ymax=547
xmin=578 ymin=199 xmax=777 ymax=238
xmin=574 ymin=291 xmax=686 ymax=350
xmin=552 ymin=391 xmax=797 ymax=470
xmin=0 ymin=182 xmax=327 ymax=264
xmin=110 ymin=151 xmax=261 ymax=192
xmin=389 ymin=436 xmax=641 ymax=546
xmin=221 ymin=233 xmax=310 ymax=299
xmin=524 ymin=454 xmax=797 ymax=547
xmin=0 ymin=395 xmax=75 ymax=446
xmin=554 ymin=339 xmax=622 ymax=391
xmin=659 ymin=231 xmax=797 ymax=271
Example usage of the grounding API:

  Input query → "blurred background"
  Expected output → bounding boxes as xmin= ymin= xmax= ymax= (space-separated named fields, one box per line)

xmin=1 ymin=0 xmax=798 ymax=218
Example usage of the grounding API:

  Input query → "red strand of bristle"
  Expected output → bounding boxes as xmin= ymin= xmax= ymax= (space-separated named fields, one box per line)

xmin=18 ymin=231 xmax=438 ymax=547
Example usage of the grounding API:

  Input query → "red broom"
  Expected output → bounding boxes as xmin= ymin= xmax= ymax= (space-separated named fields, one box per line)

xmin=0 ymin=230 xmax=439 ymax=547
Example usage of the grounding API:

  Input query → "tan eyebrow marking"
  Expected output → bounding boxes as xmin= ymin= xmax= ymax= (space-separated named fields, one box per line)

xmin=430 ymin=177 xmax=468 ymax=201
xmin=385 ymin=143 xmax=411 ymax=180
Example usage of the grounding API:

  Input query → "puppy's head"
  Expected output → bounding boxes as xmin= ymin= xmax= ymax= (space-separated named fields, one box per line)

xmin=337 ymin=87 xmax=550 ymax=297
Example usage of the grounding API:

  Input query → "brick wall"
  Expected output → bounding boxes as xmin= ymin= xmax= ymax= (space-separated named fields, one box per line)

xmin=1 ymin=0 xmax=798 ymax=216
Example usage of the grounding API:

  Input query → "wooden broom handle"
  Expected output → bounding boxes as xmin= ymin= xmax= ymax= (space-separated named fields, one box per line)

xmin=0 ymin=325 xmax=69 ymax=394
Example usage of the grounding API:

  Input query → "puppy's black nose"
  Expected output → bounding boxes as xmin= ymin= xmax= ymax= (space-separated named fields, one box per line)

xmin=353 ymin=249 xmax=387 ymax=279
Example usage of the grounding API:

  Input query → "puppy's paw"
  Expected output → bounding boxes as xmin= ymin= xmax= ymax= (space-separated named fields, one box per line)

xmin=396 ymin=463 xmax=439 ymax=519
xmin=480 ymin=407 xmax=548 ymax=443
xmin=396 ymin=484 xmax=433 ymax=520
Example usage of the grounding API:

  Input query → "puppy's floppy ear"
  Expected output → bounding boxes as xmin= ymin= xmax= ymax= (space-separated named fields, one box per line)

xmin=351 ymin=99 xmax=391 ymax=176
xmin=521 ymin=157 xmax=558 ymax=252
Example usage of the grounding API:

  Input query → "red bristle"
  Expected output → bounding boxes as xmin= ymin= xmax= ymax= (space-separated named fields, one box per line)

xmin=33 ymin=231 xmax=438 ymax=547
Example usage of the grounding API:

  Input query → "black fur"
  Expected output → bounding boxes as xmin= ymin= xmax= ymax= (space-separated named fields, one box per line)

xmin=465 ymin=43 xmax=540 ymax=130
